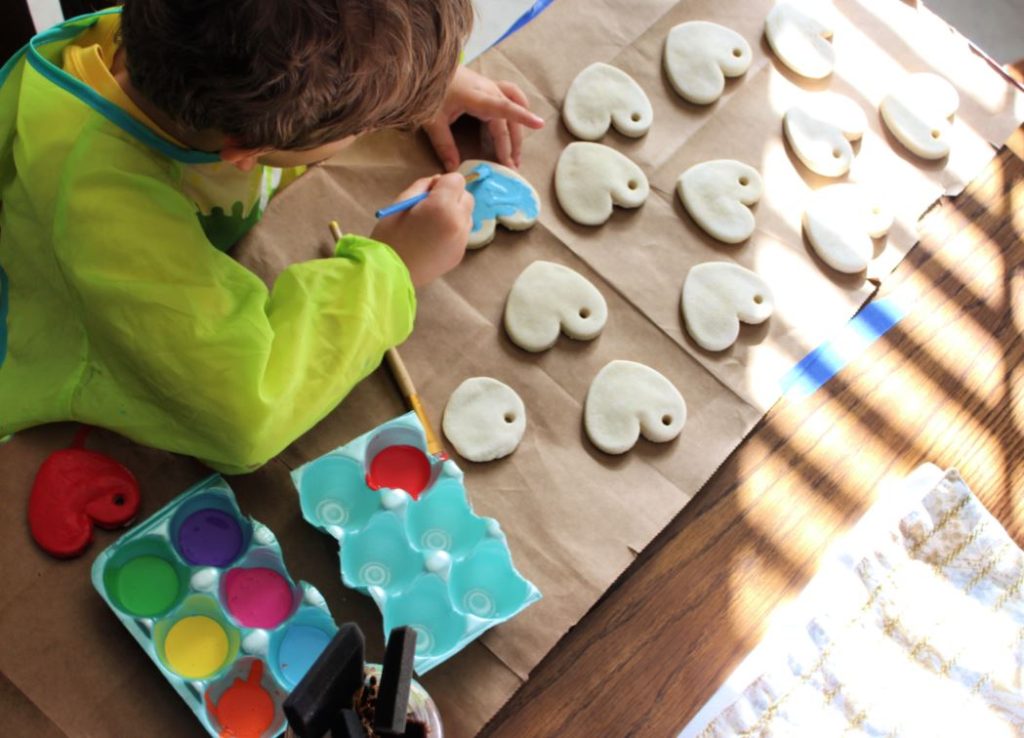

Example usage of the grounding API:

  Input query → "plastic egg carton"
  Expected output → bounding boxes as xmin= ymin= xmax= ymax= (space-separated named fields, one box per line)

xmin=91 ymin=476 xmax=338 ymax=738
xmin=291 ymin=412 xmax=541 ymax=673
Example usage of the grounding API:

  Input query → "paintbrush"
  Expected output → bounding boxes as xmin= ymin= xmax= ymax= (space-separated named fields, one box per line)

xmin=329 ymin=221 xmax=445 ymax=458
xmin=374 ymin=169 xmax=486 ymax=219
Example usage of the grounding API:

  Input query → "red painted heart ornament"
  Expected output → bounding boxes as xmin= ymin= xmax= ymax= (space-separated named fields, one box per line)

xmin=28 ymin=429 xmax=140 ymax=558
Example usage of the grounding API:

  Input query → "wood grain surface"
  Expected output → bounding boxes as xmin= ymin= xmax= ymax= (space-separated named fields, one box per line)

xmin=481 ymin=146 xmax=1024 ymax=738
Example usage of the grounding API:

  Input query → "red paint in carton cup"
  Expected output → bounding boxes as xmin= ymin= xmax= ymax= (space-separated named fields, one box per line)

xmin=367 ymin=445 xmax=431 ymax=500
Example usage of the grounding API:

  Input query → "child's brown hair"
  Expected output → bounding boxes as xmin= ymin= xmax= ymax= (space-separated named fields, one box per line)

xmin=120 ymin=0 xmax=474 ymax=151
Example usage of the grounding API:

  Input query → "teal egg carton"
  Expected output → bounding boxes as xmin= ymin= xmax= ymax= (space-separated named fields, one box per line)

xmin=91 ymin=476 xmax=339 ymax=738
xmin=291 ymin=412 xmax=541 ymax=673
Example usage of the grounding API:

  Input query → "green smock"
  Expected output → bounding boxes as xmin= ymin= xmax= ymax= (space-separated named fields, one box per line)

xmin=0 ymin=10 xmax=416 ymax=473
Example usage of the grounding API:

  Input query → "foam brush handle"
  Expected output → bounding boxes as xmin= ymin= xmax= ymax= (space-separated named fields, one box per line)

xmin=284 ymin=624 xmax=366 ymax=738
xmin=374 ymin=627 xmax=418 ymax=736
xmin=330 ymin=709 xmax=368 ymax=738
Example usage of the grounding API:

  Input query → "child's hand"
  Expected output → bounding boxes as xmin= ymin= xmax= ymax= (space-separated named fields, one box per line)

xmin=424 ymin=67 xmax=544 ymax=172
xmin=370 ymin=174 xmax=474 ymax=287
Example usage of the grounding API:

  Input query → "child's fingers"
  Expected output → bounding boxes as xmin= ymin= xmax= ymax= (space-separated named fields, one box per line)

xmin=497 ymin=80 xmax=530 ymax=110
xmin=488 ymin=119 xmax=514 ymax=169
xmin=508 ymin=120 xmax=523 ymax=168
xmin=476 ymin=93 xmax=544 ymax=129
xmin=429 ymin=172 xmax=468 ymax=203
xmin=498 ymin=82 xmax=529 ymax=167
xmin=423 ymin=119 xmax=461 ymax=172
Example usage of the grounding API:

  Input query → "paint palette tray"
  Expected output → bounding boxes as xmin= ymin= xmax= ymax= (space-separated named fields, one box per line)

xmin=91 ymin=476 xmax=339 ymax=738
xmin=292 ymin=412 xmax=541 ymax=673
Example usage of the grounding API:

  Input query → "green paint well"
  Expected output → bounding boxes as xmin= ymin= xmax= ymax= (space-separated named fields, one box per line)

xmin=112 ymin=555 xmax=181 ymax=617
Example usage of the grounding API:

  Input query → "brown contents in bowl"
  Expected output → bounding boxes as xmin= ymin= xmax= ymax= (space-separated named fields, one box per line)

xmin=354 ymin=676 xmax=429 ymax=737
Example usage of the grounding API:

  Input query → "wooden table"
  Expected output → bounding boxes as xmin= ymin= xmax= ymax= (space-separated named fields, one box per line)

xmin=481 ymin=139 xmax=1024 ymax=737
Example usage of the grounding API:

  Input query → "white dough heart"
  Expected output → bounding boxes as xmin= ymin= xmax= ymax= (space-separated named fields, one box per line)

xmin=563 ymin=63 xmax=653 ymax=140
xmin=681 ymin=262 xmax=774 ymax=352
xmin=555 ymin=142 xmax=649 ymax=226
xmin=442 ymin=377 xmax=526 ymax=462
xmin=677 ymin=160 xmax=763 ymax=244
xmin=663 ymin=21 xmax=752 ymax=105
xmin=803 ymin=184 xmax=893 ymax=274
xmin=504 ymin=261 xmax=608 ymax=353
xmin=765 ymin=1 xmax=836 ymax=80
xmin=880 ymin=73 xmax=959 ymax=160
xmin=783 ymin=94 xmax=866 ymax=177
xmin=584 ymin=360 xmax=686 ymax=455
xmin=458 ymin=160 xmax=540 ymax=249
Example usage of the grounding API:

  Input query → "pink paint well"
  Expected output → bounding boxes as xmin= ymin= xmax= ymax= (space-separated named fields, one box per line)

xmin=223 ymin=567 xmax=294 ymax=629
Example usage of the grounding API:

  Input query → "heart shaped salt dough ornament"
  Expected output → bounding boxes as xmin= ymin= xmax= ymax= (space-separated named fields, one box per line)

xmin=765 ymin=1 xmax=836 ymax=80
xmin=584 ymin=360 xmax=686 ymax=455
xmin=555 ymin=142 xmax=649 ymax=226
xmin=663 ymin=21 xmax=753 ymax=105
xmin=563 ymin=63 xmax=653 ymax=140
xmin=442 ymin=377 xmax=526 ymax=462
xmin=677 ymin=160 xmax=763 ymax=244
xmin=880 ymin=73 xmax=959 ymax=160
xmin=803 ymin=184 xmax=893 ymax=274
xmin=28 ymin=444 xmax=141 ymax=558
xmin=458 ymin=160 xmax=540 ymax=248
xmin=504 ymin=261 xmax=608 ymax=352
xmin=682 ymin=262 xmax=774 ymax=352
xmin=783 ymin=93 xmax=866 ymax=177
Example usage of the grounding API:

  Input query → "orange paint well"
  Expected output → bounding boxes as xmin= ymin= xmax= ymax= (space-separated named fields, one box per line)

xmin=205 ymin=660 xmax=276 ymax=738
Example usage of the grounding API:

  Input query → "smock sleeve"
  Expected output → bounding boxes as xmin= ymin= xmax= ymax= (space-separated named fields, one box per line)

xmin=56 ymin=151 xmax=415 ymax=473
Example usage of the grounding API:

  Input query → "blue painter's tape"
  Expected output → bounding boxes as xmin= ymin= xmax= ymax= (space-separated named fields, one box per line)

xmin=0 ymin=264 xmax=8 ymax=369
xmin=781 ymin=297 xmax=911 ymax=400
xmin=495 ymin=0 xmax=556 ymax=47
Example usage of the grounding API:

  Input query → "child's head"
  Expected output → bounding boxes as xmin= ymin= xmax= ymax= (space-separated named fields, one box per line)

xmin=120 ymin=0 xmax=474 ymax=167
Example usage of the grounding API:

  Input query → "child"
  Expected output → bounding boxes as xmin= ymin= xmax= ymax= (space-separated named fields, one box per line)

xmin=0 ymin=1 xmax=543 ymax=473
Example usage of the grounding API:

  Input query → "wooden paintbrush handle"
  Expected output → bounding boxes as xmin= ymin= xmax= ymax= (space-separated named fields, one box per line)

xmin=386 ymin=348 xmax=444 ymax=457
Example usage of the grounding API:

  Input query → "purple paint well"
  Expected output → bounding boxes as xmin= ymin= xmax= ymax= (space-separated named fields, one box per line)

xmin=176 ymin=509 xmax=244 ymax=566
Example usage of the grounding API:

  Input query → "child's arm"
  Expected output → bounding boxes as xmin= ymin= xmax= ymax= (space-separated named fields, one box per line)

xmin=423 ymin=66 xmax=545 ymax=172
xmin=56 ymin=158 xmax=455 ymax=474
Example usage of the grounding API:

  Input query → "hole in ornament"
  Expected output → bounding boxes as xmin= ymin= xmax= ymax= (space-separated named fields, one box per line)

xmin=732 ymin=48 xmax=742 ymax=58
xmin=738 ymin=176 xmax=749 ymax=186
xmin=661 ymin=415 xmax=672 ymax=426
xmin=931 ymin=129 xmax=941 ymax=139
xmin=753 ymin=294 xmax=764 ymax=305
xmin=832 ymin=149 xmax=841 ymax=158
xmin=113 ymin=494 xmax=126 ymax=506
xmin=631 ymin=112 xmax=641 ymax=122
xmin=627 ymin=180 xmax=638 ymax=190
xmin=579 ymin=307 xmax=591 ymax=319
xmin=504 ymin=413 xmax=516 ymax=424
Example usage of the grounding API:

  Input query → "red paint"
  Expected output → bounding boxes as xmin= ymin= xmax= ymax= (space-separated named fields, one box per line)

xmin=28 ymin=427 xmax=140 ymax=558
xmin=223 ymin=567 xmax=294 ymax=629
xmin=366 ymin=445 xmax=431 ymax=499
xmin=205 ymin=660 xmax=276 ymax=738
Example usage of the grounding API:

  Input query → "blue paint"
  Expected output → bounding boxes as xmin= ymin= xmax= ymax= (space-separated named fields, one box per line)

xmin=781 ymin=297 xmax=911 ymax=399
xmin=467 ymin=164 xmax=539 ymax=235
xmin=0 ymin=264 xmax=8 ymax=369
xmin=277 ymin=624 xmax=332 ymax=688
